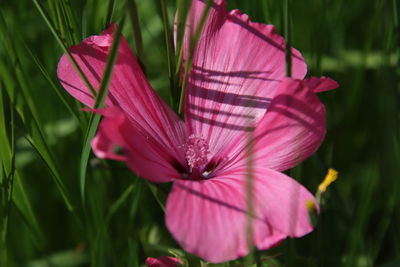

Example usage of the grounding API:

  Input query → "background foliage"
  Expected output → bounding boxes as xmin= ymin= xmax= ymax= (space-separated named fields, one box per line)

xmin=0 ymin=0 xmax=399 ymax=266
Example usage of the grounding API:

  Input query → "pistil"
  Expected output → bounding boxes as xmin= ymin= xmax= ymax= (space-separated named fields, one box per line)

xmin=184 ymin=135 xmax=210 ymax=179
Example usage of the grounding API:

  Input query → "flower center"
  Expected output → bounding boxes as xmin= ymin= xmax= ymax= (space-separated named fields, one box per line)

xmin=184 ymin=135 xmax=210 ymax=169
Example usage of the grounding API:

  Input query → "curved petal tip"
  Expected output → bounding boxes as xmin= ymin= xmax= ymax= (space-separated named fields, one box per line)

xmin=86 ymin=23 xmax=116 ymax=47
xmin=305 ymin=76 xmax=339 ymax=93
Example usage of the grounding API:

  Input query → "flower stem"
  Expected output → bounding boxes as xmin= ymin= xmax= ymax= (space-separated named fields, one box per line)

xmin=283 ymin=0 xmax=292 ymax=77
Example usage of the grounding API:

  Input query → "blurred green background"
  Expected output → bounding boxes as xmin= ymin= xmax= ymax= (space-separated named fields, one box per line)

xmin=0 ymin=0 xmax=399 ymax=266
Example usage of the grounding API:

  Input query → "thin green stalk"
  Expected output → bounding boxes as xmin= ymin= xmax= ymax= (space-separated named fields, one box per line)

xmin=371 ymin=167 xmax=399 ymax=261
xmin=128 ymin=0 xmax=146 ymax=72
xmin=107 ymin=184 xmax=134 ymax=222
xmin=80 ymin=18 xmax=125 ymax=203
xmin=345 ymin=168 xmax=378 ymax=267
xmin=129 ymin=178 xmax=143 ymax=218
xmin=393 ymin=0 xmax=399 ymax=38
xmin=146 ymin=182 xmax=166 ymax=212
xmin=62 ymin=0 xmax=81 ymax=43
xmin=0 ymin=11 xmax=76 ymax=213
xmin=104 ymin=0 xmax=115 ymax=28
xmin=0 ymin=86 xmax=16 ymax=267
xmin=32 ymin=0 xmax=97 ymax=97
xmin=244 ymin=128 xmax=255 ymax=266
xmin=261 ymin=0 xmax=271 ymax=24
xmin=283 ymin=0 xmax=292 ymax=77
xmin=48 ymin=0 xmax=77 ymax=46
xmin=7 ymin=85 xmax=16 ymax=225
xmin=94 ymin=21 xmax=125 ymax=108
xmin=175 ymin=0 xmax=192 ymax=74
xmin=21 ymin=74 xmax=76 ymax=211
xmin=0 ymin=86 xmax=43 ymax=246
xmin=394 ymin=0 xmax=399 ymax=88
xmin=47 ymin=0 xmax=59 ymax=30
xmin=370 ymin=0 xmax=400 ymax=260
xmin=54 ymin=0 xmax=67 ymax=41
xmin=58 ymin=0 xmax=77 ymax=46
xmin=26 ymin=136 xmax=77 ymax=213
xmin=160 ymin=0 xmax=178 ymax=108
xmin=178 ymin=0 xmax=213 ymax=114
xmin=23 ymin=42 xmax=87 ymax=130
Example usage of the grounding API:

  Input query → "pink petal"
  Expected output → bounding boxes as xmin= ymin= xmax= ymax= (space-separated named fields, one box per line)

xmin=304 ymin=76 xmax=339 ymax=93
xmin=90 ymin=108 xmax=128 ymax=162
xmin=91 ymin=108 xmax=181 ymax=182
xmin=181 ymin=1 xmax=307 ymax=161
xmin=58 ymin=24 xmax=187 ymax=169
xmin=224 ymin=76 xmax=339 ymax=172
xmin=145 ymin=256 xmax=183 ymax=267
xmin=166 ymin=167 xmax=316 ymax=263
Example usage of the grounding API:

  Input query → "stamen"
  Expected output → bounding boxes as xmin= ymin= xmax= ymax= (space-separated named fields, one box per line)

xmin=316 ymin=168 xmax=339 ymax=204
xmin=318 ymin=168 xmax=338 ymax=193
xmin=184 ymin=135 xmax=210 ymax=169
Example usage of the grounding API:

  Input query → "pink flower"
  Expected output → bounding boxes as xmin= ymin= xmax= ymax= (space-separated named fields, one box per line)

xmin=145 ymin=256 xmax=183 ymax=267
xmin=57 ymin=0 xmax=338 ymax=263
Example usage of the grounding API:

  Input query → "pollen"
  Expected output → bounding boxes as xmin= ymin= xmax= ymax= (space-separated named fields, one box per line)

xmin=318 ymin=168 xmax=338 ymax=193
xmin=184 ymin=135 xmax=210 ymax=169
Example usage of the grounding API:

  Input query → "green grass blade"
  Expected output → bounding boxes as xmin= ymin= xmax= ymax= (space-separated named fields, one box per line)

xmin=283 ymin=0 xmax=292 ymax=77
xmin=47 ymin=0 xmax=59 ymax=30
xmin=160 ymin=0 xmax=178 ymax=109
xmin=146 ymin=182 xmax=166 ymax=212
xmin=25 ymin=135 xmax=74 ymax=212
xmin=0 ymin=86 xmax=14 ymax=265
xmin=104 ymin=0 xmax=115 ymax=28
xmin=128 ymin=0 xmax=146 ymax=72
xmin=244 ymin=128 xmax=256 ymax=266
xmin=79 ymin=19 xmax=125 ymax=203
xmin=32 ymin=0 xmax=97 ymax=96
xmin=175 ymin=0 xmax=191 ymax=76
xmin=23 ymin=42 xmax=87 ymax=130
xmin=11 ymin=172 xmax=44 ymax=243
xmin=129 ymin=178 xmax=143 ymax=218
xmin=0 ymin=12 xmax=75 ymax=213
xmin=79 ymin=115 xmax=102 ymax=205
xmin=93 ymin=19 xmax=125 ymax=109
xmin=60 ymin=0 xmax=82 ymax=44
xmin=0 ymin=86 xmax=43 ymax=246
xmin=107 ymin=183 xmax=134 ymax=221
xmin=178 ymin=0 xmax=213 ymax=114
xmin=57 ymin=0 xmax=78 ymax=46
xmin=57 ymin=0 xmax=72 ymax=44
